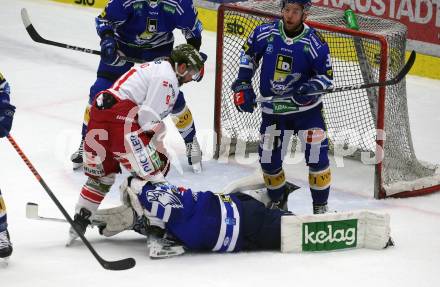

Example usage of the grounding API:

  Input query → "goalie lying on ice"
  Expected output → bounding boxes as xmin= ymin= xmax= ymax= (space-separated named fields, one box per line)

xmin=93 ymin=178 xmax=393 ymax=256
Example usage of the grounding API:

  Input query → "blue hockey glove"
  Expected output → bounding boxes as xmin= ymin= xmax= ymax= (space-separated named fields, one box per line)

xmin=293 ymin=82 xmax=322 ymax=106
xmin=231 ymin=80 xmax=256 ymax=113
xmin=0 ymin=102 xmax=15 ymax=138
xmin=100 ymin=35 xmax=126 ymax=66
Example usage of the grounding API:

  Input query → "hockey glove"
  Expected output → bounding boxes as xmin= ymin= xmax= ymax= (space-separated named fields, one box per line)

xmin=185 ymin=137 xmax=202 ymax=173
xmin=293 ymin=82 xmax=322 ymax=106
xmin=231 ymin=80 xmax=256 ymax=113
xmin=0 ymin=102 xmax=15 ymax=138
xmin=100 ymin=34 xmax=126 ymax=66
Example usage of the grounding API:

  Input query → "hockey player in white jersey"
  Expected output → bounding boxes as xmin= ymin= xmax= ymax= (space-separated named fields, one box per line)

xmin=71 ymin=0 xmax=205 ymax=173
xmin=68 ymin=44 xmax=207 ymax=244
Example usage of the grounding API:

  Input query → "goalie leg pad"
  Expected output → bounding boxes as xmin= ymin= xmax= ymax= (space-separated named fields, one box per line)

xmin=281 ymin=210 xmax=391 ymax=252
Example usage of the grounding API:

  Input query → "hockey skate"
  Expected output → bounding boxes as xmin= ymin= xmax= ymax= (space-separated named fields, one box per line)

xmin=0 ymin=229 xmax=13 ymax=265
xmin=267 ymin=182 xmax=298 ymax=211
xmin=70 ymin=139 xmax=84 ymax=170
xmin=313 ymin=203 xmax=328 ymax=214
xmin=186 ymin=138 xmax=202 ymax=173
xmin=67 ymin=208 xmax=91 ymax=246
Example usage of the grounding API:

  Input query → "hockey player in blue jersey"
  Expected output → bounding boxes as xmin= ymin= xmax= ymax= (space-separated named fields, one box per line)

xmin=231 ymin=0 xmax=334 ymax=213
xmin=71 ymin=0 xmax=204 ymax=173
xmin=0 ymin=72 xmax=16 ymax=261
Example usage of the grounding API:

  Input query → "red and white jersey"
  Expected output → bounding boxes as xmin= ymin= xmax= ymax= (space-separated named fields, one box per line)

xmin=108 ymin=60 xmax=180 ymax=131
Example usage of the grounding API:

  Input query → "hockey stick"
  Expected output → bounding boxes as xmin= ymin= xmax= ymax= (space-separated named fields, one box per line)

xmin=257 ymin=50 xmax=416 ymax=103
xmin=20 ymin=8 xmax=143 ymax=64
xmin=6 ymin=135 xmax=136 ymax=270
xmin=26 ymin=202 xmax=67 ymax=223
xmin=26 ymin=202 xmax=186 ymax=259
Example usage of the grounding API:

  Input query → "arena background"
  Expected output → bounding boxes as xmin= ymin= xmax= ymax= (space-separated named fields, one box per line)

xmin=50 ymin=0 xmax=440 ymax=80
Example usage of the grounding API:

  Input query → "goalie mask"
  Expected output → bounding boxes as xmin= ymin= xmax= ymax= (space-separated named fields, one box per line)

xmin=170 ymin=44 xmax=207 ymax=82
xmin=281 ymin=0 xmax=312 ymax=11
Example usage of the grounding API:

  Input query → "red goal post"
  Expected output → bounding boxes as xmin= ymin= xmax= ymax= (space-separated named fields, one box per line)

xmin=213 ymin=2 xmax=440 ymax=199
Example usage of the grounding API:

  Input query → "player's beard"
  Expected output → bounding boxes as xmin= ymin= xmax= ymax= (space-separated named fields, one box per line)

xmin=282 ymin=19 xmax=304 ymax=38
xmin=283 ymin=19 xmax=303 ymax=34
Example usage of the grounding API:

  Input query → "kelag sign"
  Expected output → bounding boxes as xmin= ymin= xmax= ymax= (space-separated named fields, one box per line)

xmin=312 ymin=0 xmax=440 ymax=56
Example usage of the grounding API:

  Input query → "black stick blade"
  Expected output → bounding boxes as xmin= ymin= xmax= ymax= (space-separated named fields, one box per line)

xmin=392 ymin=50 xmax=416 ymax=84
xmin=101 ymin=257 xmax=136 ymax=271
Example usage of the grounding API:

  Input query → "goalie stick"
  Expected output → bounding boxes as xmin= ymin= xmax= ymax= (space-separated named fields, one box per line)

xmin=26 ymin=203 xmax=185 ymax=259
xmin=257 ymin=50 xmax=416 ymax=103
xmin=6 ymin=135 xmax=136 ymax=270
xmin=20 ymin=8 xmax=143 ymax=64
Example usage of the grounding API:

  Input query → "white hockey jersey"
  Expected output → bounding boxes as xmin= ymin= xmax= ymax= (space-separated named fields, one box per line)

xmin=107 ymin=60 xmax=180 ymax=131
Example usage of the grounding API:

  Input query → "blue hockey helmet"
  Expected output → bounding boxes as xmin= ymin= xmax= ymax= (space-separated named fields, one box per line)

xmin=281 ymin=0 xmax=312 ymax=11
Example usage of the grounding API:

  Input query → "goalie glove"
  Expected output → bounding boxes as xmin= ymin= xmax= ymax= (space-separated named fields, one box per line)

xmin=186 ymin=137 xmax=202 ymax=173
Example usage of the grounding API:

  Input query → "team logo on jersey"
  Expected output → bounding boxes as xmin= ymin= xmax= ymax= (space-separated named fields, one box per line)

xmin=146 ymin=187 xmax=183 ymax=208
xmin=266 ymin=44 xmax=273 ymax=54
xmin=163 ymin=3 xmax=176 ymax=14
xmin=148 ymin=19 xmax=157 ymax=32
xmin=274 ymin=55 xmax=292 ymax=82
xmin=270 ymin=73 xmax=301 ymax=96
xmin=140 ymin=19 xmax=158 ymax=39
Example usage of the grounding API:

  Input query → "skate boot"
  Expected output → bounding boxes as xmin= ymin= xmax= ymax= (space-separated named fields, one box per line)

xmin=313 ymin=203 xmax=328 ymax=214
xmin=0 ymin=229 xmax=13 ymax=262
xmin=67 ymin=208 xmax=91 ymax=246
xmin=70 ymin=139 xmax=84 ymax=170
xmin=267 ymin=182 xmax=298 ymax=211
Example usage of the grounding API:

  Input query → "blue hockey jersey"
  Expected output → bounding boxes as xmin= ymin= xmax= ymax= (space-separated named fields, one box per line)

xmin=237 ymin=20 xmax=333 ymax=115
xmin=96 ymin=0 xmax=203 ymax=49
xmin=137 ymin=182 xmax=242 ymax=252
xmin=0 ymin=73 xmax=11 ymax=103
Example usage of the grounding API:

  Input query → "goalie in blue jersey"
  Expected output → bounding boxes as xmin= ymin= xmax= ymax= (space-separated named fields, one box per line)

xmin=71 ymin=0 xmax=205 ymax=173
xmin=91 ymin=177 xmax=393 ymax=258
xmin=231 ymin=0 xmax=334 ymax=213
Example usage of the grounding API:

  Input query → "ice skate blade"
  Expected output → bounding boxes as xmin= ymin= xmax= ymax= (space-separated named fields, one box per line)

xmin=72 ymin=162 xmax=83 ymax=170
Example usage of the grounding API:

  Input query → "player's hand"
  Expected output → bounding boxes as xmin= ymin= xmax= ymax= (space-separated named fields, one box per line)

xmin=231 ymin=80 xmax=256 ymax=113
xmin=100 ymin=35 xmax=126 ymax=66
xmin=0 ymin=102 xmax=15 ymax=138
xmin=293 ymin=82 xmax=321 ymax=106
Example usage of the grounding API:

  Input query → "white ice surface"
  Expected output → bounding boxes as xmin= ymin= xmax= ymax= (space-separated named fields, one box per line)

xmin=1 ymin=0 xmax=439 ymax=286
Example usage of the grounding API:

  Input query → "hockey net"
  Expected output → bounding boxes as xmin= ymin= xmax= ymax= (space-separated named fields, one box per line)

xmin=214 ymin=1 xmax=440 ymax=199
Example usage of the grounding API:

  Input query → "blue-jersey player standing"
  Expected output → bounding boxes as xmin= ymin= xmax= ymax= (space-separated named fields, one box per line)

xmin=0 ymin=72 xmax=16 ymax=261
xmin=71 ymin=0 xmax=204 ymax=173
xmin=231 ymin=0 xmax=334 ymax=213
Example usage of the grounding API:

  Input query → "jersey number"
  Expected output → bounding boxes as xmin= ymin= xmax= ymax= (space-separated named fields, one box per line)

xmin=112 ymin=69 xmax=137 ymax=91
